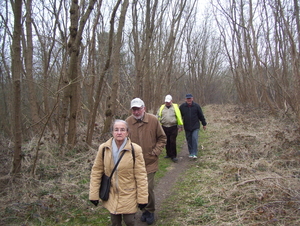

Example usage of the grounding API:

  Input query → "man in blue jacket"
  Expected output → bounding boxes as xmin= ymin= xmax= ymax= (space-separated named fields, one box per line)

xmin=179 ymin=94 xmax=207 ymax=158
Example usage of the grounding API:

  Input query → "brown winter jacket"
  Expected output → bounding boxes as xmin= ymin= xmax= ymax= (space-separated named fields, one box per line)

xmin=89 ymin=138 xmax=148 ymax=214
xmin=126 ymin=113 xmax=167 ymax=174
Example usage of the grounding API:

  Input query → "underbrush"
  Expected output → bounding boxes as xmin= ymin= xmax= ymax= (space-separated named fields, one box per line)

xmin=158 ymin=105 xmax=300 ymax=225
xmin=0 ymin=129 xmax=180 ymax=226
xmin=0 ymin=141 xmax=100 ymax=225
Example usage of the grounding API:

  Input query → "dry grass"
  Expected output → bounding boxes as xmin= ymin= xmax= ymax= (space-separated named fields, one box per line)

xmin=0 ymin=136 xmax=107 ymax=225
xmin=158 ymin=104 xmax=300 ymax=225
xmin=1 ymin=104 xmax=300 ymax=225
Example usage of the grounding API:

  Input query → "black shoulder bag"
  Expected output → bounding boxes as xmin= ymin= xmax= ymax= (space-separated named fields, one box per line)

xmin=99 ymin=150 xmax=126 ymax=201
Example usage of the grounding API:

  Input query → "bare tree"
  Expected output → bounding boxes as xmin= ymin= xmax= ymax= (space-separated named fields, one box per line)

xmin=294 ymin=0 xmax=300 ymax=122
xmin=86 ymin=0 xmax=123 ymax=146
xmin=101 ymin=0 xmax=130 ymax=136
xmin=131 ymin=0 xmax=158 ymax=110
xmin=83 ymin=1 xmax=103 ymax=124
xmin=23 ymin=0 xmax=41 ymax=135
xmin=212 ymin=0 xmax=300 ymax=124
xmin=64 ymin=0 xmax=97 ymax=146
xmin=0 ymin=1 xmax=13 ymax=137
xmin=130 ymin=0 xmax=201 ymax=111
xmin=11 ymin=0 xmax=23 ymax=174
xmin=153 ymin=0 xmax=197 ymax=108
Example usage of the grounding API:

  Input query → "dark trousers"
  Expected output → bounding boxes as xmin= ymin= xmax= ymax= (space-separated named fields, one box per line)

xmin=162 ymin=125 xmax=178 ymax=159
xmin=145 ymin=172 xmax=156 ymax=212
xmin=110 ymin=213 xmax=136 ymax=226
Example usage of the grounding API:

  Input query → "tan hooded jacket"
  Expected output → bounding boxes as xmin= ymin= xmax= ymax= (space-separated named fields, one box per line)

xmin=89 ymin=138 xmax=148 ymax=214
xmin=126 ymin=113 xmax=167 ymax=174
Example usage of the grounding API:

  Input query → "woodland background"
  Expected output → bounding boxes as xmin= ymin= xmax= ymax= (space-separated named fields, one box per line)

xmin=0 ymin=0 xmax=299 ymax=176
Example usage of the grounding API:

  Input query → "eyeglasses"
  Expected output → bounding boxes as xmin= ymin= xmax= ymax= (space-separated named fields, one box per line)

xmin=114 ymin=128 xmax=127 ymax=133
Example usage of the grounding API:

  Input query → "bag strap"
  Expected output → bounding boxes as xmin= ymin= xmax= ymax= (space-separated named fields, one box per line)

xmin=131 ymin=143 xmax=135 ymax=166
xmin=109 ymin=151 xmax=125 ymax=178
xmin=102 ymin=143 xmax=135 ymax=176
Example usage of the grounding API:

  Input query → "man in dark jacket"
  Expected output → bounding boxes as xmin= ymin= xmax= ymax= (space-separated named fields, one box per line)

xmin=179 ymin=94 xmax=207 ymax=159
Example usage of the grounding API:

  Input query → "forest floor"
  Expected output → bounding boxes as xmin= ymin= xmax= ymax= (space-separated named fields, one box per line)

xmin=0 ymin=104 xmax=300 ymax=225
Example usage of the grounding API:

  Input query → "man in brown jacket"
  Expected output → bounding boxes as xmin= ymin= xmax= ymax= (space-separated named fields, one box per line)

xmin=126 ymin=98 xmax=166 ymax=225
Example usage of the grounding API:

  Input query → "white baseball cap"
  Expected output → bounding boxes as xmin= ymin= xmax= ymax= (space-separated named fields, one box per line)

xmin=165 ymin=95 xmax=172 ymax=102
xmin=130 ymin=98 xmax=145 ymax=108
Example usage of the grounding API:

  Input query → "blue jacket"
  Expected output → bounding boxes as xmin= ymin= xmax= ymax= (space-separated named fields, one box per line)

xmin=179 ymin=102 xmax=207 ymax=131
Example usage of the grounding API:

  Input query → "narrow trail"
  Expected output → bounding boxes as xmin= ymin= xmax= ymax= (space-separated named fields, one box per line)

xmin=135 ymin=141 xmax=192 ymax=225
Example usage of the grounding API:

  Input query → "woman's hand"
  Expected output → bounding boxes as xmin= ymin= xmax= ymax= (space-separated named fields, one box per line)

xmin=90 ymin=200 xmax=99 ymax=206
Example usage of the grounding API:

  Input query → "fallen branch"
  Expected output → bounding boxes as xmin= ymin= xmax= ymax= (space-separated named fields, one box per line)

xmin=236 ymin=176 xmax=282 ymax=186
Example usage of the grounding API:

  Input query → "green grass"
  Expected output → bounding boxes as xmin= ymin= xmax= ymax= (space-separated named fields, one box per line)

xmin=157 ymin=128 xmax=217 ymax=226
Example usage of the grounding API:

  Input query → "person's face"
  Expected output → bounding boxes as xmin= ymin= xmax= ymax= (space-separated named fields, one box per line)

xmin=113 ymin=121 xmax=128 ymax=142
xmin=131 ymin=107 xmax=145 ymax=120
xmin=165 ymin=101 xmax=172 ymax=107
xmin=186 ymin=97 xmax=193 ymax=105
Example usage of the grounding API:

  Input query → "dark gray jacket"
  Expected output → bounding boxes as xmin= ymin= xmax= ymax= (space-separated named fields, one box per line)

xmin=179 ymin=102 xmax=207 ymax=131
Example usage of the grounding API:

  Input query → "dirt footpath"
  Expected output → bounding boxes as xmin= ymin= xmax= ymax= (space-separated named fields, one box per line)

xmin=135 ymin=141 xmax=191 ymax=225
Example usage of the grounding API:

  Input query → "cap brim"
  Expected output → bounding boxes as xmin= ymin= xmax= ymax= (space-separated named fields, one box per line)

xmin=131 ymin=105 xmax=142 ymax=108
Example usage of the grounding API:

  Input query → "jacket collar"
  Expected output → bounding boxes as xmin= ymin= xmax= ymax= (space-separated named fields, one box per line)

xmin=102 ymin=137 xmax=132 ymax=151
xmin=133 ymin=112 xmax=149 ymax=124
xmin=185 ymin=101 xmax=194 ymax=107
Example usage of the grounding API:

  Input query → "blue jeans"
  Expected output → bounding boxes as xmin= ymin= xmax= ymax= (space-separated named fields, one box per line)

xmin=185 ymin=129 xmax=199 ymax=156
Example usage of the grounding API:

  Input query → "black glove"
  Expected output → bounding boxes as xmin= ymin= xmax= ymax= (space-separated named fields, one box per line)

xmin=138 ymin=203 xmax=147 ymax=210
xmin=90 ymin=200 xmax=99 ymax=207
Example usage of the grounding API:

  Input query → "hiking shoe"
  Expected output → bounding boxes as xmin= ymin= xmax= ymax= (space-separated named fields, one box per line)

xmin=188 ymin=155 xmax=193 ymax=158
xmin=140 ymin=211 xmax=148 ymax=222
xmin=193 ymin=155 xmax=198 ymax=159
xmin=146 ymin=212 xmax=155 ymax=225
xmin=172 ymin=157 xmax=178 ymax=163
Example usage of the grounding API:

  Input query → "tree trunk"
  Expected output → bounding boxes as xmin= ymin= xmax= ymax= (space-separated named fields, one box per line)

xmin=66 ymin=0 xmax=97 ymax=147
xmin=101 ymin=0 xmax=129 ymax=137
xmin=292 ymin=0 xmax=300 ymax=122
xmin=24 ymin=0 xmax=41 ymax=135
xmin=85 ymin=3 xmax=102 ymax=124
xmin=131 ymin=0 xmax=158 ymax=111
xmin=11 ymin=0 xmax=23 ymax=174
xmin=86 ymin=0 xmax=122 ymax=146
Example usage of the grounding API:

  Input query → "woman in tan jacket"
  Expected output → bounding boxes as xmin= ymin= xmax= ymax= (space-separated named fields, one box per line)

xmin=89 ymin=120 xmax=148 ymax=226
